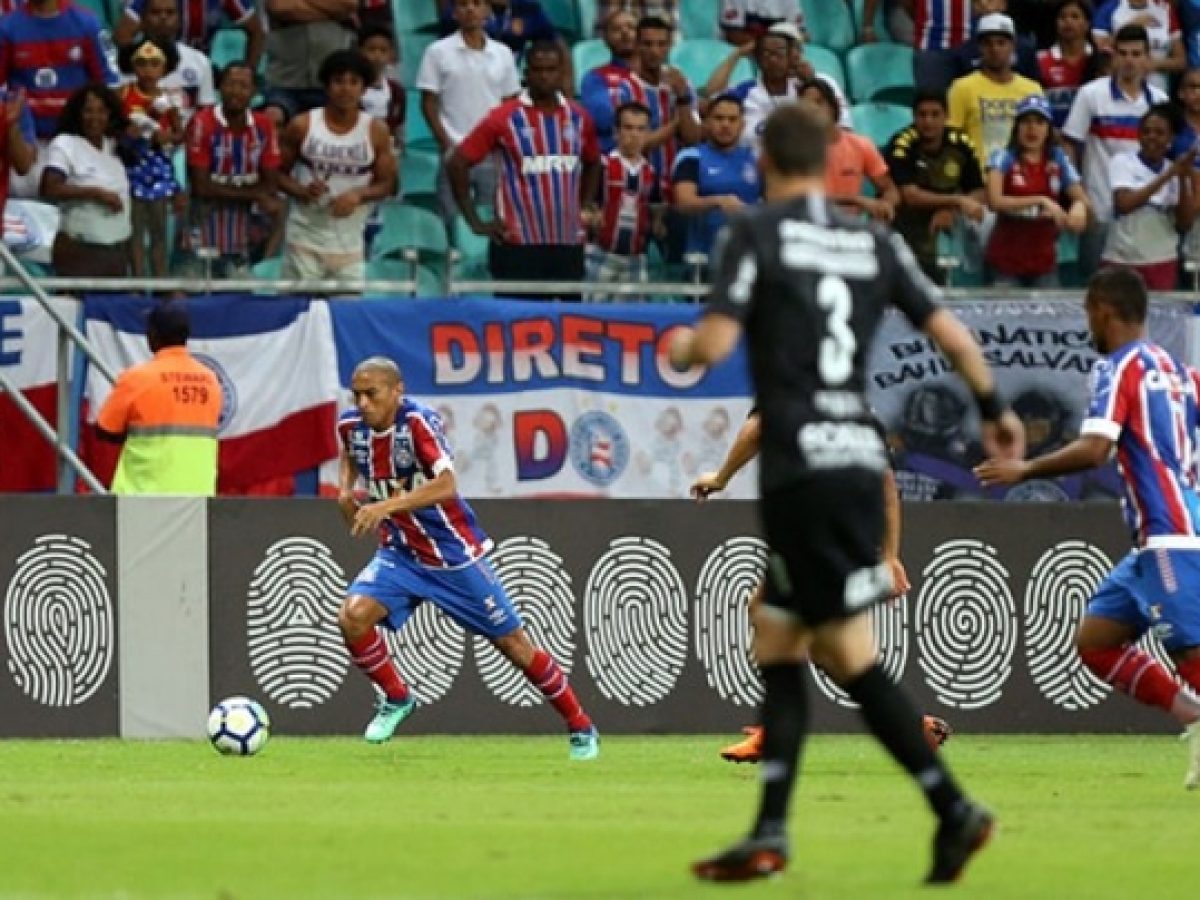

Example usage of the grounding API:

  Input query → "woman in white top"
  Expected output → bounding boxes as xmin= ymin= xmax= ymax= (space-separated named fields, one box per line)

xmin=1102 ymin=103 xmax=1197 ymax=290
xmin=40 ymin=85 xmax=133 ymax=277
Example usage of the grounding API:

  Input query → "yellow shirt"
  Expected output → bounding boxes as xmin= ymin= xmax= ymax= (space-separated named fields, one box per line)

xmin=947 ymin=71 xmax=1044 ymax=167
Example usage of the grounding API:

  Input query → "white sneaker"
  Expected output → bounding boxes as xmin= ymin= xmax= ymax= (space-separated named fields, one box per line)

xmin=1183 ymin=721 xmax=1200 ymax=790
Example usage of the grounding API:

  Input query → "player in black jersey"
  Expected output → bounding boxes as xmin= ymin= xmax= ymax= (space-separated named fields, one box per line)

xmin=670 ymin=101 xmax=1024 ymax=886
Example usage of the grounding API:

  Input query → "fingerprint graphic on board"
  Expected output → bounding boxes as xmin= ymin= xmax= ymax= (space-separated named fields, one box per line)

xmin=584 ymin=536 xmax=688 ymax=706
xmin=915 ymin=539 xmax=1016 ymax=709
xmin=810 ymin=600 xmax=909 ymax=707
xmin=246 ymin=537 xmax=349 ymax=709
xmin=381 ymin=604 xmax=465 ymax=705
xmin=474 ymin=537 xmax=577 ymax=706
xmin=694 ymin=537 xmax=767 ymax=706
xmin=1025 ymin=541 xmax=1112 ymax=710
xmin=4 ymin=535 xmax=112 ymax=706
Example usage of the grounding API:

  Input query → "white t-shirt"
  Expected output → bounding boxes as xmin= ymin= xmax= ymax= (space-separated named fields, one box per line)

xmin=1103 ymin=149 xmax=1180 ymax=264
xmin=739 ymin=75 xmax=852 ymax=147
xmin=416 ymin=31 xmax=520 ymax=146
xmin=1062 ymin=76 xmax=1167 ymax=221
xmin=162 ymin=43 xmax=217 ymax=127
xmin=45 ymin=134 xmax=132 ymax=244
xmin=719 ymin=0 xmax=804 ymax=30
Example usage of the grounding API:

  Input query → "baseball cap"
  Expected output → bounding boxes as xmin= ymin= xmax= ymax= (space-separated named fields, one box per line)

xmin=1014 ymin=94 xmax=1052 ymax=122
xmin=766 ymin=22 xmax=804 ymax=45
xmin=975 ymin=13 xmax=1015 ymax=39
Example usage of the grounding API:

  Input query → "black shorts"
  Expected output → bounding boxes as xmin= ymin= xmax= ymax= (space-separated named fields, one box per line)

xmin=761 ymin=470 xmax=888 ymax=627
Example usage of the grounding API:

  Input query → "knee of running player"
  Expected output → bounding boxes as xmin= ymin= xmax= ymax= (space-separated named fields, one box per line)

xmin=338 ymin=594 xmax=384 ymax=642
xmin=809 ymin=616 xmax=878 ymax=685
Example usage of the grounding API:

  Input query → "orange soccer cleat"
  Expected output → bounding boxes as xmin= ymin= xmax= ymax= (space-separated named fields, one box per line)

xmin=924 ymin=715 xmax=953 ymax=751
xmin=720 ymin=726 xmax=764 ymax=763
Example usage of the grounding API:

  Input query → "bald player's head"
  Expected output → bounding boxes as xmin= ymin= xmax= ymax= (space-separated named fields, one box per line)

xmin=353 ymin=356 xmax=403 ymax=385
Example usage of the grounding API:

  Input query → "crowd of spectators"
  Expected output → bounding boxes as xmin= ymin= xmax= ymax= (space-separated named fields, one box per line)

xmin=1 ymin=0 xmax=1199 ymax=291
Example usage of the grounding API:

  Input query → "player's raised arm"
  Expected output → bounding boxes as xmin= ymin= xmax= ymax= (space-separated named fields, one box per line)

xmin=691 ymin=412 xmax=761 ymax=499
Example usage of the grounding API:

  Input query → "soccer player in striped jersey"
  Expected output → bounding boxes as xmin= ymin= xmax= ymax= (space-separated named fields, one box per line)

xmin=336 ymin=357 xmax=600 ymax=760
xmin=977 ymin=268 xmax=1200 ymax=789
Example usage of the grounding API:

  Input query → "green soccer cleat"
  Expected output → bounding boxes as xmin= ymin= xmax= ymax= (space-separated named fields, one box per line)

xmin=364 ymin=696 xmax=416 ymax=744
xmin=569 ymin=726 xmax=600 ymax=761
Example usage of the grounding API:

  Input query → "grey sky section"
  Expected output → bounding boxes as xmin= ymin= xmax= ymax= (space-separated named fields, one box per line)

xmin=118 ymin=497 xmax=209 ymax=738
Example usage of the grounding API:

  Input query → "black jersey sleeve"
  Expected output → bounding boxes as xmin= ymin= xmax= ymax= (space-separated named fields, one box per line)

xmin=881 ymin=229 xmax=941 ymax=331
xmin=705 ymin=216 xmax=758 ymax=323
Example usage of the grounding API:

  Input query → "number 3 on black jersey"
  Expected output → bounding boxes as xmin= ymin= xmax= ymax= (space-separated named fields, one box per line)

xmin=816 ymin=275 xmax=854 ymax=386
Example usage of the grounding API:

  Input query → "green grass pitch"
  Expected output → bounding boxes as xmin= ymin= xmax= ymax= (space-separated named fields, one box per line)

xmin=0 ymin=734 xmax=1194 ymax=899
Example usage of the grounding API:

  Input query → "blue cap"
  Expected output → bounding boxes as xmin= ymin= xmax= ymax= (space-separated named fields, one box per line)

xmin=1014 ymin=94 xmax=1052 ymax=122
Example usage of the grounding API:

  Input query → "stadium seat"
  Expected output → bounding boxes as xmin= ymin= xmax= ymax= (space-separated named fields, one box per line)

xmin=680 ymin=0 xmax=720 ymax=39
xmin=452 ymin=210 xmax=492 ymax=278
xmin=845 ymin=43 xmax=915 ymax=104
xmin=573 ymin=39 xmax=610 ymax=92
xmin=400 ymin=149 xmax=439 ymax=201
xmin=365 ymin=258 xmax=442 ymax=296
xmin=74 ymin=0 xmax=111 ymax=28
xmin=670 ymin=39 xmax=752 ymax=90
xmin=400 ymin=31 xmax=436 ymax=87
xmin=541 ymin=0 xmax=579 ymax=38
xmin=577 ymin=0 xmax=599 ymax=38
xmin=801 ymin=0 xmax=856 ymax=52
xmin=849 ymin=101 xmax=912 ymax=149
xmin=804 ymin=44 xmax=846 ymax=92
xmin=1057 ymin=231 xmax=1082 ymax=287
xmin=210 ymin=28 xmax=246 ymax=70
xmin=251 ymin=256 xmax=282 ymax=280
xmin=405 ymin=89 xmax=438 ymax=153
xmin=852 ymin=0 xmax=893 ymax=41
xmin=371 ymin=203 xmax=448 ymax=265
xmin=391 ymin=0 xmax=440 ymax=33
xmin=935 ymin=228 xmax=985 ymax=287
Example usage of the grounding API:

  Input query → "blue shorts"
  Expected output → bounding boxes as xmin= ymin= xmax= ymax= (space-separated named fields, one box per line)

xmin=347 ymin=549 xmax=523 ymax=640
xmin=1087 ymin=549 xmax=1200 ymax=653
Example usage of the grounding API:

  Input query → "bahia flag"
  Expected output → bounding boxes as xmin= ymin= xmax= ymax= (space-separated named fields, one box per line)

xmin=0 ymin=296 xmax=79 ymax=492
xmin=81 ymin=296 xmax=341 ymax=494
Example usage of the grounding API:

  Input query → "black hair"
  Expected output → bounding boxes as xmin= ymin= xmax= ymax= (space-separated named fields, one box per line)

xmin=706 ymin=92 xmax=744 ymax=115
xmin=911 ymin=88 xmax=947 ymax=112
xmin=799 ymin=77 xmax=839 ymax=119
xmin=526 ymin=39 xmax=563 ymax=62
xmin=317 ymin=49 xmax=375 ymax=88
xmin=117 ymin=33 xmax=180 ymax=77
xmin=1087 ymin=268 xmax=1148 ymax=323
xmin=147 ymin=301 xmax=190 ymax=346
xmin=358 ymin=23 xmax=396 ymax=48
xmin=216 ymin=60 xmax=257 ymax=88
xmin=636 ymin=15 xmax=672 ymax=35
xmin=56 ymin=83 xmax=129 ymax=139
xmin=1141 ymin=101 xmax=1179 ymax=133
xmin=762 ymin=103 xmax=827 ymax=177
xmin=1113 ymin=22 xmax=1150 ymax=51
xmin=614 ymin=100 xmax=652 ymax=127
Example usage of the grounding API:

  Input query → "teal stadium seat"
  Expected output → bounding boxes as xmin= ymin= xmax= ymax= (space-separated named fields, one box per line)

xmin=210 ymin=28 xmax=246 ymax=70
xmin=849 ymin=101 xmax=912 ymax=149
xmin=845 ymin=42 xmax=915 ymax=104
xmin=540 ymin=0 xmax=579 ymax=38
xmin=681 ymin=0 xmax=720 ymax=39
xmin=452 ymin=210 xmax=493 ymax=278
xmin=365 ymin=258 xmax=442 ymax=296
xmin=400 ymin=31 xmax=436 ymax=88
xmin=391 ymin=0 xmax=439 ymax=33
xmin=577 ymin=0 xmax=599 ymax=37
xmin=804 ymin=44 xmax=846 ymax=92
xmin=371 ymin=203 xmax=448 ymax=267
xmin=670 ymin=39 xmax=753 ymax=90
xmin=405 ymin=89 xmax=438 ymax=153
xmin=251 ymin=256 xmax=282 ymax=280
xmin=573 ymin=39 xmax=610 ymax=92
xmin=801 ymin=0 xmax=856 ymax=52
xmin=74 ymin=0 xmax=112 ymax=29
xmin=935 ymin=228 xmax=985 ymax=287
xmin=853 ymin=0 xmax=893 ymax=41
xmin=400 ymin=150 xmax=439 ymax=202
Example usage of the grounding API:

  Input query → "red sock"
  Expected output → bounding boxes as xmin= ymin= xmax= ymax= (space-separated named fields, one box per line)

xmin=1176 ymin=657 xmax=1200 ymax=694
xmin=1080 ymin=645 xmax=1179 ymax=711
xmin=346 ymin=630 xmax=409 ymax=702
xmin=524 ymin=649 xmax=591 ymax=731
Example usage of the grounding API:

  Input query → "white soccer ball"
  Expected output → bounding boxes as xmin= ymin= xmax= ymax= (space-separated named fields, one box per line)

xmin=207 ymin=695 xmax=271 ymax=756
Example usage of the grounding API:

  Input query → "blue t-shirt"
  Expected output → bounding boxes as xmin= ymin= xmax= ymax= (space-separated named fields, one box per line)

xmin=672 ymin=141 xmax=760 ymax=256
